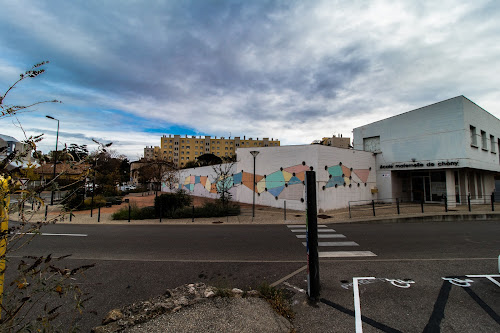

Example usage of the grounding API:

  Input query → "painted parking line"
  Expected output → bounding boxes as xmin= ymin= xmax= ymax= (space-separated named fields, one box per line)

xmin=295 ymin=234 xmax=346 ymax=239
xmin=15 ymin=232 xmax=88 ymax=237
xmin=302 ymin=241 xmax=359 ymax=247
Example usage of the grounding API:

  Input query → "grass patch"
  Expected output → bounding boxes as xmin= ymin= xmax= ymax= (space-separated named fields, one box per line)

xmin=258 ymin=283 xmax=295 ymax=320
xmin=214 ymin=288 xmax=233 ymax=298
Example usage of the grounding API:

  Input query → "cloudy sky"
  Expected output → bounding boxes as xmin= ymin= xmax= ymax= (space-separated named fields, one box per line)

xmin=1 ymin=0 xmax=499 ymax=160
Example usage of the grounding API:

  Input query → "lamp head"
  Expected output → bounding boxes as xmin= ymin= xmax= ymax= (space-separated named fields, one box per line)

xmin=250 ymin=151 xmax=259 ymax=157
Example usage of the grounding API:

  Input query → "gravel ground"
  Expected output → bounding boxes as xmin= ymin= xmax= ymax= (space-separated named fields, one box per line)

xmin=124 ymin=297 xmax=292 ymax=333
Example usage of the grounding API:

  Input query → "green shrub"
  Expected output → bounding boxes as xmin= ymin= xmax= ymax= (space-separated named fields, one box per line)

xmin=83 ymin=195 xmax=106 ymax=209
xmin=62 ymin=191 xmax=85 ymax=211
xmin=104 ymin=196 xmax=124 ymax=205
xmin=171 ymin=201 xmax=240 ymax=218
xmin=154 ymin=190 xmax=192 ymax=217
xmin=111 ymin=204 xmax=157 ymax=220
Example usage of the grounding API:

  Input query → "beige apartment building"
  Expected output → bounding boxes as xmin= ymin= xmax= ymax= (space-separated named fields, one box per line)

xmin=312 ymin=135 xmax=351 ymax=148
xmin=145 ymin=135 xmax=280 ymax=168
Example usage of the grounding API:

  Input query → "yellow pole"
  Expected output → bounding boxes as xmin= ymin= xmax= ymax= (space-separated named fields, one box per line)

xmin=0 ymin=176 xmax=11 ymax=319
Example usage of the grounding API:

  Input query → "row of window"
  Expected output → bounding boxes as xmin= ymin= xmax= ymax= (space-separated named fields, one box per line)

xmin=163 ymin=141 xmax=279 ymax=148
xmin=470 ymin=125 xmax=497 ymax=153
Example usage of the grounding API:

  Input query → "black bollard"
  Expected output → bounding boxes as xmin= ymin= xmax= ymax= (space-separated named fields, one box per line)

xmin=306 ymin=171 xmax=320 ymax=300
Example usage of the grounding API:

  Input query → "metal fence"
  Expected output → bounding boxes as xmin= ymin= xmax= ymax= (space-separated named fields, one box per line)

xmin=348 ymin=193 xmax=496 ymax=219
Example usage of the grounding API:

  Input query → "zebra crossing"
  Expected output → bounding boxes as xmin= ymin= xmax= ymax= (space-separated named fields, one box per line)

xmin=287 ymin=225 xmax=377 ymax=258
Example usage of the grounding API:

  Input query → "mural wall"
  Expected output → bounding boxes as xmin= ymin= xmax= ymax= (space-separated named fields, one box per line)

xmin=165 ymin=145 xmax=377 ymax=211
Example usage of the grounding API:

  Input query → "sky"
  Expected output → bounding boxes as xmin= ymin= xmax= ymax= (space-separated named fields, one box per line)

xmin=1 ymin=0 xmax=499 ymax=160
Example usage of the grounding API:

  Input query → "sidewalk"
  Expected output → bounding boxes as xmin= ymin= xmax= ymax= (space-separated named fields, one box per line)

xmin=11 ymin=192 xmax=500 ymax=225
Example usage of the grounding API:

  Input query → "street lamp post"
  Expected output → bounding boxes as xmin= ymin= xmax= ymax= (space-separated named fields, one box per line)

xmin=46 ymin=115 xmax=59 ymax=205
xmin=250 ymin=151 xmax=259 ymax=219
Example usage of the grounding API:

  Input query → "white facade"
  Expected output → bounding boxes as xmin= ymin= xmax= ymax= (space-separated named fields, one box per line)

xmin=353 ymin=96 xmax=500 ymax=206
xmin=164 ymin=145 xmax=376 ymax=212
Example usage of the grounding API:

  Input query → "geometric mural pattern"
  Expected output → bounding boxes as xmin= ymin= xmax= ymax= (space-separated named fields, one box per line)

xmin=177 ymin=163 xmax=370 ymax=200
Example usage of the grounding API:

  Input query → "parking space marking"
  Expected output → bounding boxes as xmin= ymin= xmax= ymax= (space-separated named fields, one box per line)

xmin=353 ymin=277 xmax=376 ymax=333
xmin=466 ymin=274 xmax=500 ymax=288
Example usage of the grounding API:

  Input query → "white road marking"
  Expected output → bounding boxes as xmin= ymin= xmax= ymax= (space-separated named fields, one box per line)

xmin=15 ymin=232 xmax=88 ymax=237
xmin=287 ymin=225 xmax=328 ymax=228
xmin=283 ymin=282 xmax=306 ymax=293
xmin=466 ymin=274 xmax=500 ymax=288
xmin=319 ymin=251 xmax=377 ymax=258
xmin=295 ymin=234 xmax=346 ymax=239
xmin=290 ymin=228 xmax=336 ymax=233
xmin=270 ymin=265 xmax=308 ymax=287
xmin=353 ymin=277 xmax=375 ymax=333
xmin=302 ymin=241 xmax=359 ymax=247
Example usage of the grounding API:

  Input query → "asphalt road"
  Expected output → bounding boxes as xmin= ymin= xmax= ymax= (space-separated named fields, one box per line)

xmin=6 ymin=220 xmax=500 ymax=332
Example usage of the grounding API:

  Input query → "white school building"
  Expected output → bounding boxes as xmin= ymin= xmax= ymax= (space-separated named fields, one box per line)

xmin=353 ymin=96 xmax=500 ymax=207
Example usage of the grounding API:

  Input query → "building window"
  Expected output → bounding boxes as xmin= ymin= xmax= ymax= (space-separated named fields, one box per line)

xmin=181 ymin=157 xmax=184 ymax=160
xmin=206 ymin=142 xmax=210 ymax=146
xmin=175 ymin=142 xmax=178 ymax=145
xmin=481 ymin=130 xmax=487 ymax=150
xmin=236 ymin=143 xmax=239 ymax=147
xmin=181 ymin=140 xmax=184 ymax=143
xmin=195 ymin=152 xmax=198 ymax=155
xmin=225 ymin=147 xmax=228 ymax=150
xmin=470 ymin=125 xmax=477 ymax=146
xmin=363 ymin=136 xmax=381 ymax=152
xmin=491 ymin=135 xmax=496 ymax=153
xmin=186 ymin=146 xmax=190 ymax=149
xmin=169 ymin=145 xmax=172 ymax=148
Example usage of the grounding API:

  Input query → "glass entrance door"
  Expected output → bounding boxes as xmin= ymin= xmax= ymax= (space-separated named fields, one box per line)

xmin=412 ymin=176 xmax=431 ymax=202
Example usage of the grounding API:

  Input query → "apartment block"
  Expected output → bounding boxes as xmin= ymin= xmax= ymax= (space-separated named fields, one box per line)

xmin=316 ymin=135 xmax=351 ymax=148
xmin=159 ymin=135 xmax=280 ymax=168
xmin=144 ymin=146 xmax=160 ymax=160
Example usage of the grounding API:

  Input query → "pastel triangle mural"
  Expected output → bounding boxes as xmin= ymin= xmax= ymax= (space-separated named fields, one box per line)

xmin=353 ymin=169 xmax=370 ymax=183
xmin=268 ymin=185 xmax=285 ymax=197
